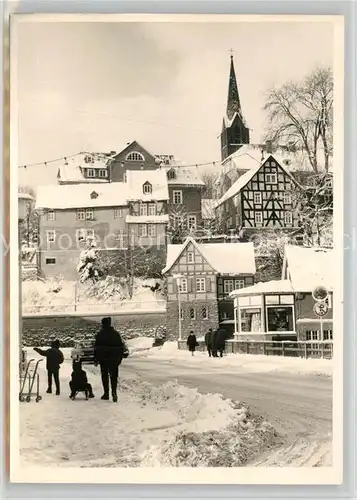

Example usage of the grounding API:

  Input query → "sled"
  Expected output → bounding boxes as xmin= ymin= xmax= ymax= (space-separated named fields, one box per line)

xmin=19 ymin=359 xmax=43 ymax=403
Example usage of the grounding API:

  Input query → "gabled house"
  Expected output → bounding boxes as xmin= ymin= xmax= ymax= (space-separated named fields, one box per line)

xmin=35 ymin=183 xmax=128 ymax=279
xmin=163 ymin=237 xmax=256 ymax=339
xmin=108 ymin=141 xmax=161 ymax=182
xmin=231 ymin=245 xmax=334 ymax=342
xmin=215 ymin=154 xmax=302 ymax=238
xmin=125 ymin=169 xmax=169 ymax=248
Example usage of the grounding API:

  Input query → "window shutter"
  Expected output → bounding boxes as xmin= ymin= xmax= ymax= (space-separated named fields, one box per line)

xmin=172 ymin=278 xmax=177 ymax=294
xmin=206 ymin=277 xmax=211 ymax=292
xmin=187 ymin=278 xmax=193 ymax=293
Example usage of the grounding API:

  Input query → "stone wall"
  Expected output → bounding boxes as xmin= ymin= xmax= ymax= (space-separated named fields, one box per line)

xmin=23 ymin=312 xmax=167 ymax=347
xmin=166 ymin=299 xmax=219 ymax=340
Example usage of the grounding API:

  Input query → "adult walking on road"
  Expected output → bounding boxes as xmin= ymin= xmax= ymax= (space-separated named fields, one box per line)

xmin=212 ymin=327 xmax=227 ymax=358
xmin=204 ymin=328 xmax=213 ymax=357
xmin=186 ymin=331 xmax=198 ymax=356
xmin=94 ymin=317 xmax=129 ymax=402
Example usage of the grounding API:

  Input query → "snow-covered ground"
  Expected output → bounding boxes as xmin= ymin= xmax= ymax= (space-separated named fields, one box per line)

xmin=132 ymin=340 xmax=333 ymax=376
xmin=20 ymin=348 xmax=280 ymax=468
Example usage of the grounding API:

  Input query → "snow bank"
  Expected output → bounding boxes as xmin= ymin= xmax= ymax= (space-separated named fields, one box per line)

xmin=127 ymin=337 xmax=154 ymax=352
xmin=137 ymin=342 xmax=333 ymax=376
xmin=20 ymin=348 xmax=280 ymax=468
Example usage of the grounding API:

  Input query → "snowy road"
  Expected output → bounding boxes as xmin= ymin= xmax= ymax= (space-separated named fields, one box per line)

xmin=123 ymin=355 xmax=333 ymax=466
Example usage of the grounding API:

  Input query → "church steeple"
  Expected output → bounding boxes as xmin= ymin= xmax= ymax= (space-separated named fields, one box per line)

xmin=226 ymin=54 xmax=242 ymax=121
xmin=220 ymin=53 xmax=250 ymax=161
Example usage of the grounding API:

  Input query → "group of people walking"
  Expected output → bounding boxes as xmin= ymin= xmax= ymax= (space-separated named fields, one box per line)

xmin=34 ymin=317 xmax=129 ymax=403
xmin=186 ymin=327 xmax=228 ymax=357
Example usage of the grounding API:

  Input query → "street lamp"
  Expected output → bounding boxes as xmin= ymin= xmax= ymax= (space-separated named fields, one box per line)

xmin=173 ymin=273 xmax=184 ymax=341
xmin=18 ymin=192 xmax=33 ymax=373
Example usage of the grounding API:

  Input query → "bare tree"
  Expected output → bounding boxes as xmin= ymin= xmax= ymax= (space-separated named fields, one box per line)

xmin=264 ymin=67 xmax=333 ymax=172
xmin=200 ymin=171 xmax=218 ymax=199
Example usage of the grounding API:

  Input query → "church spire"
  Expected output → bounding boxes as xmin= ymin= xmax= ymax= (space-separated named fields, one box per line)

xmin=226 ymin=54 xmax=242 ymax=121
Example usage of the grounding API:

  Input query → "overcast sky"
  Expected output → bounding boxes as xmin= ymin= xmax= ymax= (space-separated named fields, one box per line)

xmin=15 ymin=18 xmax=334 ymax=187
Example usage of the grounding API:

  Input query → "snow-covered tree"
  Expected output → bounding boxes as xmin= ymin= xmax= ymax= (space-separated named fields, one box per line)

xmin=250 ymin=230 xmax=300 ymax=282
xmin=77 ymin=237 xmax=103 ymax=283
xmin=294 ymin=172 xmax=333 ymax=247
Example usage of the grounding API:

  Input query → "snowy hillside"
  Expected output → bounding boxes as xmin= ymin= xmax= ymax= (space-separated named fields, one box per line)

xmin=22 ymin=277 xmax=166 ymax=314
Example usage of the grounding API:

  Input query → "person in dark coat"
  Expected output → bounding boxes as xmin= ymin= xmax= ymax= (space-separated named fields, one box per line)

xmin=34 ymin=339 xmax=64 ymax=395
xmin=69 ymin=360 xmax=94 ymax=400
xmin=186 ymin=331 xmax=198 ymax=356
xmin=94 ymin=317 xmax=129 ymax=402
xmin=204 ymin=328 xmax=213 ymax=357
xmin=212 ymin=327 xmax=227 ymax=358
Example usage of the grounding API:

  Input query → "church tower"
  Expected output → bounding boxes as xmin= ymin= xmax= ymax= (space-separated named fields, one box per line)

xmin=220 ymin=54 xmax=250 ymax=161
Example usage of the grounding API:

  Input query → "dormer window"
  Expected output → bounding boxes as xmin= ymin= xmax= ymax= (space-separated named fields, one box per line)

xmin=143 ymin=182 xmax=152 ymax=195
xmin=167 ymin=169 xmax=176 ymax=180
xmin=90 ymin=191 xmax=98 ymax=199
xmin=126 ymin=151 xmax=145 ymax=162
xmin=84 ymin=154 xmax=94 ymax=164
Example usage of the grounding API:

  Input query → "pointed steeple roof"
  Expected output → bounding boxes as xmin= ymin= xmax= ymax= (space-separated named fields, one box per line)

xmin=226 ymin=55 xmax=242 ymax=121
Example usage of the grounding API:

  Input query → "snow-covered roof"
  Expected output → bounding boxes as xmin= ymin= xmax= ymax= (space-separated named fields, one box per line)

xmin=230 ymin=280 xmax=294 ymax=297
xmin=126 ymin=215 xmax=169 ymax=224
xmin=163 ymin=237 xmax=256 ymax=275
xmin=216 ymin=154 xmax=300 ymax=208
xmin=283 ymin=245 xmax=335 ymax=292
xmin=35 ymin=183 xmax=127 ymax=210
xmin=155 ymin=154 xmax=187 ymax=167
xmin=18 ymin=192 xmax=34 ymax=201
xmin=163 ymin=166 xmax=205 ymax=186
xmin=201 ymin=199 xmax=217 ymax=220
xmin=57 ymin=153 xmax=110 ymax=183
xmin=126 ymin=170 xmax=169 ymax=201
xmin=215 ymin=163 xmax=262 ymax=208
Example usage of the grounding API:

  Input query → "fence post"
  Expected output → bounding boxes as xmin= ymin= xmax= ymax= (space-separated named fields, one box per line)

xmin=321 ymin=342 xmax=324 ymax=359
xmin=281 ymin=342 xmax=285 ymax=357
xmin=304 ymin=343 xmax=308 ymax=359
xmin=262 ymin=342 xmax=266 ymax=355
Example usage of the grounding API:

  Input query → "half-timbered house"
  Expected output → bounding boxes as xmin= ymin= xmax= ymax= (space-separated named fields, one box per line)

xmin=163 ymin=237 xmax=256 ymax=339
xmin=215 ymin=154 xmax=302 ymax=237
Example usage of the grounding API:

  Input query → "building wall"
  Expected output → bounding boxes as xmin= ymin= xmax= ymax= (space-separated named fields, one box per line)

xmin=166 ymin=299 xmax=219 ymax=340
xmin=168 ymin=185 xmax=203 ymax=226
xmin=295 ymin=292 xmax=333 ymax=341
xmin=38 ymin=206 xmax=129 ymax=278
xmin=22 ymin=312 xmax=167 ymax=347
xmin=128 ymin=223 xmax=168 ymax=248
xmin=109 ymin=142 xmax=158 ymax=182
